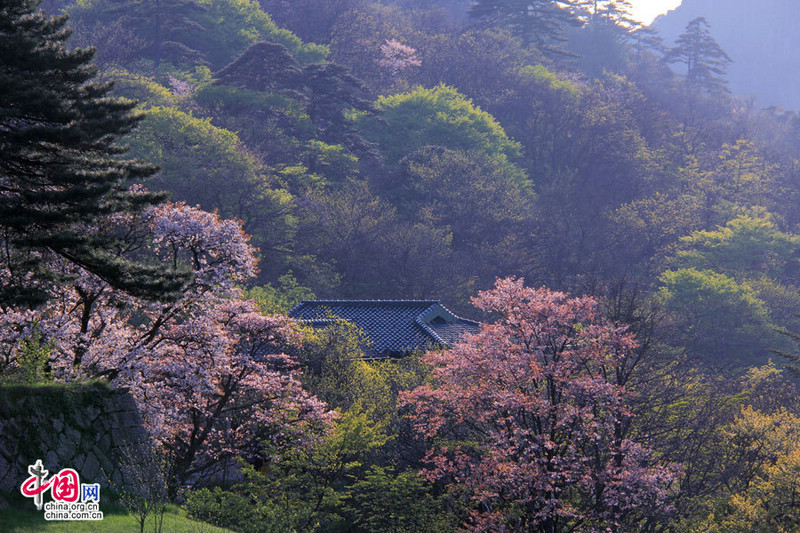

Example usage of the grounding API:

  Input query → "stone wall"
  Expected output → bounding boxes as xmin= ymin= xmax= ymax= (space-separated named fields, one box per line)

xmin=0 ymin=382 xmax=153 ymax=504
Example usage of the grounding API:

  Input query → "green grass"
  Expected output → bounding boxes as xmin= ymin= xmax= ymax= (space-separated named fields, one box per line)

xmin=0 ymin=503 xmax=235 ymax=533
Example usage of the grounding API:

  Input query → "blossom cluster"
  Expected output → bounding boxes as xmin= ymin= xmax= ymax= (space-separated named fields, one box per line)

xmin=402 ymin=277 xmax=677 ymax=530
xmin=0 ymin=197 xmax=331 ymax=491
xmin=377 ymin=39 xmax=422 ymax=76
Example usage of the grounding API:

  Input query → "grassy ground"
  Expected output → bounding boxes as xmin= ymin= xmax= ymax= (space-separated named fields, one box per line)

xmin=0 ymin=502 xmax=234 ymax=533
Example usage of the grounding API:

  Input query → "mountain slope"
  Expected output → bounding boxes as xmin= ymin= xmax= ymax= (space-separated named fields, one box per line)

xmin=655 ymin=0 xmax=800 ymax=110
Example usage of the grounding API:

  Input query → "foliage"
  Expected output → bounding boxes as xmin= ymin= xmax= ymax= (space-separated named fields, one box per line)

xmin=772 ymin=318 xmax=800 ymax=379
xmin=346 ymin=465 xmax=452 ymax=532
xmin=328 ymin=4 xmax=413 ymax=91
xmin=106 ymin=68 xmax=180 ymax=106
xmin=68 ymin=0 xmax=326 ymax=71
xmin=703 ymin=406 xmax=800 ymax=532
xmin=657 ymin=268 xmax=785 ymax=368
xmin=683 ymin=140 xmax=780 ymax=228
xmin=184 ymin=487 xmax=265 ymax=533
xmin=0 ymin=0 xmax=187 ymax=305
xmin=469 ymin=0 xmax=580 ymax=53
xmin=297 ymin=318 xmax=377 ymax=408
xmin=189 ymin=0 xmax=327 ymax=67
xmin=670 ymin=365 xmax=800 ymax=532
xmin=416 ymin=28 xmax=539 ymax=105
xmin=0 ymin=200 xmax=332 ymax=498
xmin=358 ymin=84 xmax=522 ymax=166
xmin=258 ymin=0 xmax=364 ymax=45
xmin=391 ymin=146 xmax=535 ymax=291
xmin=212 ymin=41 xmax=306 ymax=94
xmin=245 ymin=273 xmax=316 ymax=315
xmin=631 ymin=361 xmax=800 ymax=528
xmin=199 ymin=41 xmax=370 ymax=182
xmin=129 ymin=107 xmax=263 ymax=202
xmin=193 ymin=81 xmax=313 ymax=171
xmin=126 ymin=106 xmax=297 ymax=281
xmin=403 ymin=277 xmax=677 ymax=532
xmin=103 ymin=0 xmax=206 ymax=73
xmin=665 ymin=16 xmax=732 ymax=95
xmin=610 ymin=192 xmax=700 ymax=275
xmin=672 ymin=214 xmax=800 ymax=279
xmin=491 ymin=66 xmax=654 ymax=284
xmin=187 ymin=409 xmax=388 ymax=532
xmin=7 ymin=330 xmax=52 ymax=385
xmin=397 ymin=145 xmax=532 ymax=216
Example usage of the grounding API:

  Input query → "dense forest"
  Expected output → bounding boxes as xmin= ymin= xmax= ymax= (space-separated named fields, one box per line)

xmin=5 ymin=0 xmax=800 ymax=531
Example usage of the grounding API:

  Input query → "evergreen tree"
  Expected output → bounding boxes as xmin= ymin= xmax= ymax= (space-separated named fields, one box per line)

xmin=213 ymin=42 xmax=304 ymax=94
xmin=0 ymin=0 xmax=187 ymax=305
xmin=568 ymin=0 xmax=642 ymax=77
xmin=469 ymin=0 xmax=581 ymax=53
xmin=214 ymin=43 xmax=373 ymax=154
xmin=303 ymin=62 xmax=373 ymax=148
xmin=105 ymin=0 xmax=206 ymax=73
xmin=585 ymin=0 xmax=637 ymax=27
xmin=774 ymin=326 xmax=800 ymax=378
xmin=665 ymin=16 xmax=732 ymax=94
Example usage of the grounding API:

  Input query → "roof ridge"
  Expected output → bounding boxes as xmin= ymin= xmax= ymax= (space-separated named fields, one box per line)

xmin=416 ymin=317 xmax=446 ymax=345
xmin=286 ymin=301 xmax=305 ymax=316
xmin=435 ymin=302 xmax=457 ymax=316
xmin=287 ymin=300 xmax=480 ymax=356
xmin=415 ymin=303 xmax=446 ymax=345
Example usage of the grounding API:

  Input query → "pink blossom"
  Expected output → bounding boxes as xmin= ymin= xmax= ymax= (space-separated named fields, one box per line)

xmin=0 ymin=198 xmax=331 ymax=494
xmin=401 ymin=277 xmax=677 ymax=531
xmin=377 ymin=39 xmax=422 ymax=76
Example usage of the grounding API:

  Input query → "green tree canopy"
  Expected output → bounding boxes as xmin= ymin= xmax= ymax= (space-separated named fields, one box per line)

xmin=673 ymin=214 xmax=800 ymax=279
xmin=357 ymin=84 xmax=522 ymax=166
xmin=127 ymin=106 xmax=296 ymax=281
xmin=658 ymin=268 xmax=784 ymax=368
xmin=189 ymin=0 xmax=327 ymax=67
xmin=68 ymin=0 xmax=327 ymax=72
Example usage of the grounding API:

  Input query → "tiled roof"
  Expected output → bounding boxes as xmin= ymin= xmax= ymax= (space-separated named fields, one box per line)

xmin=426 ymin=320 xmax=479 ymax=346
xmin=288 ymin=300 xmax=480 ymax=358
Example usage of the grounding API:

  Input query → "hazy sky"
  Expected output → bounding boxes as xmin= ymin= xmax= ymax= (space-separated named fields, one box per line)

xmin=629 ymin=0 xmax=682 ymax=24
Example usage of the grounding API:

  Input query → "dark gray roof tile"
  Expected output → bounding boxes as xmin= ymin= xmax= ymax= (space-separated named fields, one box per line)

xmin=288 ymin=300 xmax=480 ymax=358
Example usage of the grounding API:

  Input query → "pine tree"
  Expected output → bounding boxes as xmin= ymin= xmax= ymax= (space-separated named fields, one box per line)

xmin=587 ymin=0 xmax=637 ymax=27
xmin=0 ymin=0 xmax=188 ymax=305
xmin=105 ymin=0 xmax=206 ymax=74
xmin=774 ymin=325 xmax=800 ymax=378
xmin=214 ymin=43 xmax=373 ymax=153
xmin=213 ymin=42 xmax=304 ymax=94
xmin=665 ymin=16 xmax=732 ymax=95
xmin=469 ymin=0 xmax=581 ymax=53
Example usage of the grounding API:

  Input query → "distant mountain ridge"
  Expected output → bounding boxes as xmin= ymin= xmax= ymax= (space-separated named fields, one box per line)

xmin=654 ymin=0 xmax=800 ymax=111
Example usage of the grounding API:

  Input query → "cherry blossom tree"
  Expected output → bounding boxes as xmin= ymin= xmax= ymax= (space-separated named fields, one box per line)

xmin=402 ymin=277 xmax=677 ymax=532
xmin=377 ymin=39 xmax=422 ymax=76
xmin=0 ymin=198 xmax=332 ymax=497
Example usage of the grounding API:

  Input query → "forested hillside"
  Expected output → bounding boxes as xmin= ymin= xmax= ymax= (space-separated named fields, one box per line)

xmin=55 ymin=0 xmax=800 ymax=371
xmin=5 ymin=0 xmax=800 ymax=530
